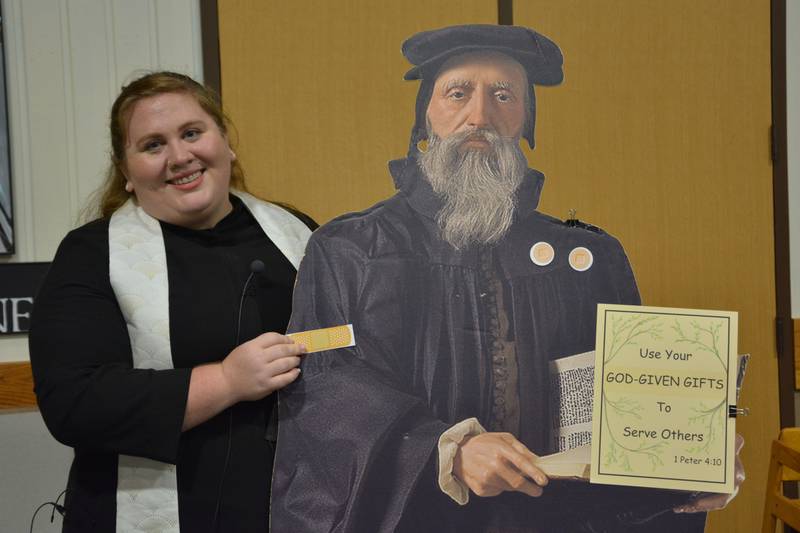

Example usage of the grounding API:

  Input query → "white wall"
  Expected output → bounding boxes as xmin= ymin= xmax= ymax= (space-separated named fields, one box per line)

xmin=789 ymin=0 xmax=800 ymax=318
xmin=0 ymin=0 xmax=204 ymax=363
xmin=0 ymin=1 xmax=203 ymax=531
xmin=0 ymin=411 xmax=74 ymax=533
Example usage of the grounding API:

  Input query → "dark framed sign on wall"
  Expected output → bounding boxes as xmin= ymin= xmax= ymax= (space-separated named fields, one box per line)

xmin=0 ymin=6 xmax=13 ymax=255
xmin=0 ymin=263 xmax=49 ymax=335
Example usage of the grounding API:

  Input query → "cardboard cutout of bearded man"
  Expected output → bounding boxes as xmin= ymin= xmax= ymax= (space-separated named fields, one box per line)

xmin=271 ymin=25 xmax=714 ymax=533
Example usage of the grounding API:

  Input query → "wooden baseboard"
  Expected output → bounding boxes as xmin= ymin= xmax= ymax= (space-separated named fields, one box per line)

xmin=0 ymin=362 xmax=37 ymax=411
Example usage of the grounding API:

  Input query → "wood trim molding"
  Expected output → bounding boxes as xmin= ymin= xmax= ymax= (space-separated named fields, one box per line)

xmin=498 ymin=0 xmax=513 ymax=24
xmin=199 ymin=0 xmax=221 ymax=98
xmin=0 ymin=362 xmax=37 ymax=411
xmin=794 ymin=318 xmax=800 ymax=389
xmin=772 ymin=0 xmax=794 ymax=423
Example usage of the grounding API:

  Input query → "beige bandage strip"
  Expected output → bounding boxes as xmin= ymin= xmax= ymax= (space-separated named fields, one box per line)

xmin=287 ymin=324 xmax=355 ymax=353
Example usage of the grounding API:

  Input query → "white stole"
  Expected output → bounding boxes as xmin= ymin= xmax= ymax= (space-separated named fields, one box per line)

xmin=108 ymin=190 xmax=311 ymax=532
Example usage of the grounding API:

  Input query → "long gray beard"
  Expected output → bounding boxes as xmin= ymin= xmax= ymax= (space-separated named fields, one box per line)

xmin=418 ymin=129 xmax=528 ymax=250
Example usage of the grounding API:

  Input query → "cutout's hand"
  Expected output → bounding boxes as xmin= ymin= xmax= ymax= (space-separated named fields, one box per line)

xmin=453 ymin=432 xmax=548 ymax=498
xmin=674 ymin=433 xmax=745 ymax=513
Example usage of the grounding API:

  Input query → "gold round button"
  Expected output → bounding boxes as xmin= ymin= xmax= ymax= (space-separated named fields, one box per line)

xmin=530 ymin=241 xmax=555 ymax=266
xmin=569 ymin=247 xmax=593 ymax=272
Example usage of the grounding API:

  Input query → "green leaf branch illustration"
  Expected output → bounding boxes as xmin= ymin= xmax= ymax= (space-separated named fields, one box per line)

xmin=604 ymin=314 xmax=663 ymax=364
xmin=686 ymin=398 xmax=726 ymax=454
xmin=602 ymin=395 xmax=668 ymax=471
xmin=672 ymin=319 xmax=727 ymax=371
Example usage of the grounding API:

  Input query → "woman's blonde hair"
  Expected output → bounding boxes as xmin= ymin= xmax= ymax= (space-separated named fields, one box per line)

xmin=92 ymin=71 xmax=245 ymax=220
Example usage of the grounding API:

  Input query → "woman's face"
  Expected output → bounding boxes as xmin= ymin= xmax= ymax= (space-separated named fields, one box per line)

xmin=123 ymin=92 xmax=234 ymax=229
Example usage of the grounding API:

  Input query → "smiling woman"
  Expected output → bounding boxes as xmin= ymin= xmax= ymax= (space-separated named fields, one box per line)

xmin=121 ymin=92 xmax=235 ymax=229
xmin=28 ymin=72 xmax=316 ymax=532
xmin=97 ymin=72 xmax=247 ymax=222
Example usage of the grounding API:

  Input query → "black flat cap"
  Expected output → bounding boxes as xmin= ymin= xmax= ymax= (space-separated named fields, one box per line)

xmin=402 ymin=24 xmax=563 ymax=85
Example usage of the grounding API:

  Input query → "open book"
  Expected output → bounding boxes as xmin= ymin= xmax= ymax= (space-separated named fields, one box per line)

xmin=532 ymin=351 xmax=595 ymax=479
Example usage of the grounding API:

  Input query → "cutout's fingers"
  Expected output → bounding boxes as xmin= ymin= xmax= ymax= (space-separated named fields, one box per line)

xmin=508 ymin=451 xmax=548 ymax=487
xmin=500 ymin=437 xmax=548 ymax=486
xmin=460 ymin=467 xmax=503 ymax=498
xmin=514 ymin=478 xmax=544 ymax=498
xmin=493 ymin=459 xmax=544 ymax=497
xmin=506 ymin=435 xmax=536 ymax=456
xmin=675 ymin=493 xmax=730 ymax=513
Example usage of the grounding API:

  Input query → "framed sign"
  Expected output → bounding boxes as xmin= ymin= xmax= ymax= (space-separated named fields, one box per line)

xmin=0 ymin=263 xmax=50 ymax=335
xmin=0 ymin=6 xmax=13 ymax=255
xmin=591 ymin=304 xmax=738 ymax=493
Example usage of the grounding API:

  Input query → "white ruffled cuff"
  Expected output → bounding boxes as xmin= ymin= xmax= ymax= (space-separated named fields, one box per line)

xmin=437 ymin=417 xmax=486 ymax=505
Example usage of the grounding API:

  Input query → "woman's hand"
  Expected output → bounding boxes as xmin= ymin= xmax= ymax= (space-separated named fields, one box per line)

xmin=221 ymin=332 xmax=306 ymax=402
xmin=453 ymin=432 xmax=549 ymax=498
xmin=182 ymin=332 xmax=306 ymax=431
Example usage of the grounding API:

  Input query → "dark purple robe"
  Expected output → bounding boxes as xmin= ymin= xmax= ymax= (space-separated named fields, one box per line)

xmin=272 ymin=158 xmax=705 ymax=532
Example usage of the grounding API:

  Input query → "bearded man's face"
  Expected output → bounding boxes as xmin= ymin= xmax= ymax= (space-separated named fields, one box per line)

xmin=419 ymin=52 xmax=529 ymax=250
xmin=426 ymin=52 xmax=528 ymax=142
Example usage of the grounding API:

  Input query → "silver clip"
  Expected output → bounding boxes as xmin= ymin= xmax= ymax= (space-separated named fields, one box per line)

xmin=728 ymin=405 xmax=750 ymax=417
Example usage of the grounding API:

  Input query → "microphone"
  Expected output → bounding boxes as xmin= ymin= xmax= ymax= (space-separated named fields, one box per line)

xmin=249 ymin=259 xmax=265 ymax=274
xmin=236 ymin=259 xmax=265 ymax=345
xmin=215 ymin=258 xmax=267 ymax=532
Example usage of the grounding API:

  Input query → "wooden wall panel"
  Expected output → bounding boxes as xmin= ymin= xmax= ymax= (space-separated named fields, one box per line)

xmin=515 ymin=3 xmax=777 ymax=532
xmin=222 ymin=3 xmax=780 ymax=531
xmin=218 ymin=0 xmax=497 ymax=224
xmin=0 ymin=362 xmax=35 ymax=411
